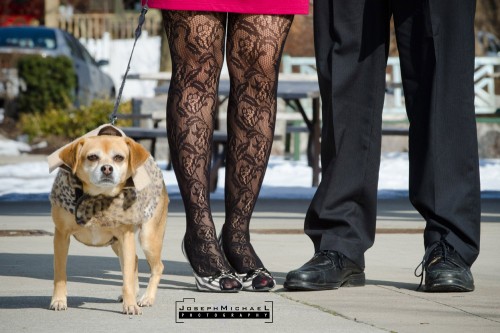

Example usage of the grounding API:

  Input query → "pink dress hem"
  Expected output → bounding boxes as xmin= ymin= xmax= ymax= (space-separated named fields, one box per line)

xmin=143 ymin=1 xmax=309 ymax=15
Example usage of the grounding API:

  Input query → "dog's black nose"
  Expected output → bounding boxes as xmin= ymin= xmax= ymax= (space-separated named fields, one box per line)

xmin=101 ymin=165 xmax=113 ymax=176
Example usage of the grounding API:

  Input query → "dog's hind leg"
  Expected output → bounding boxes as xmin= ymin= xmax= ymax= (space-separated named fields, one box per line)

xmin=137 ymin=198 xmax=167 ymax=307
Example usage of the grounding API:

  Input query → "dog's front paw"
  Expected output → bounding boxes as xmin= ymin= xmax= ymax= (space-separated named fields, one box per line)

xmin=138 ymin=294 xmax=155 ymax=307
xmin=123 ymin=303 xmax=142 ymax=315
xmin=50 ymin=297 xmax=68 ymax=311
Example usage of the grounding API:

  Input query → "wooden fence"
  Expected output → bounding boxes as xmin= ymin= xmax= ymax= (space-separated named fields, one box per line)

xmin=57 ymin=12 xmax=163 ymax=39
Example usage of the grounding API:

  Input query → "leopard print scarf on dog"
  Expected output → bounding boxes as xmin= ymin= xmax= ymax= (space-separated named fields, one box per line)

xmin=50 ymin=156 xmax=164 ymax=228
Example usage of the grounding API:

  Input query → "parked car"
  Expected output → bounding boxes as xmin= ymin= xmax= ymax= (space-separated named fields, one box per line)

xmin=0 ymin=26 xmax=115 ymax=115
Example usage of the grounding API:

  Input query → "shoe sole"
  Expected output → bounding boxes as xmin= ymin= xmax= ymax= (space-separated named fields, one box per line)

xmin=284 ymin=272 xmax=366 ymax=291
xmin=425 ymin=278 xmax=474 ymax=292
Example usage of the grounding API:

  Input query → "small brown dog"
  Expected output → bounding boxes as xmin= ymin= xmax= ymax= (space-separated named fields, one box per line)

xmin=49 ymin=133 xmax=168 ymax=315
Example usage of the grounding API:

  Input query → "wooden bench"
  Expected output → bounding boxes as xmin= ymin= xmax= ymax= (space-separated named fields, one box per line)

xmin=285 ymin=123 xmax=409 ymax=163
xmin=121 ymin=125 xmax=229 ymax=193
xmin=381 ymin=127 xmax=409 ymax=136
xmin=115 ymin=111 xmax=165 ymax=158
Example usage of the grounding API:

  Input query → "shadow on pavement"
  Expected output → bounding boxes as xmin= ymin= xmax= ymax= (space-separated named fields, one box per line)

xmin=0 ymin=295 xmax=119 ymax=311
xmin=0 ymin=253 xmax=196 ymax=291
xmin=1 ymin=197 xmax=498 ymax=222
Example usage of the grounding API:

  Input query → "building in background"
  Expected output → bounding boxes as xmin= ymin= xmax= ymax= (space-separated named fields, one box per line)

xmin=0 ymin=0 xmax=45 ymax=26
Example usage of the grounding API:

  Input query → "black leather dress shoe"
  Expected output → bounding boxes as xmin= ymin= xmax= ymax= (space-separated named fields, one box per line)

xmin=284 ymin=251 xmax=365 ymax=291
xmin=416 ymin=240 xmax=474 ymax=292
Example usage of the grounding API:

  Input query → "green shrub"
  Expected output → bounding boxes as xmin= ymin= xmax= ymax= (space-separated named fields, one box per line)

xmin=16 ymin=55 xmax=76 ymax=115
xmin=19 ymin=100 xmax=132 ymax=142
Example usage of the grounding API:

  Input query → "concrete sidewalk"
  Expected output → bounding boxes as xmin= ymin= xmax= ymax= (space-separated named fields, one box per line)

xmin=0 ymin=198 xmax=499 ymax=333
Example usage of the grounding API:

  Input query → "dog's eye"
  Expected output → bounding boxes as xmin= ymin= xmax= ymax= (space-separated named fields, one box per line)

xmin=87 ymin=154 xmax=99 ymax=162
xmin=113 ymin=155 xmax=125 ymax=162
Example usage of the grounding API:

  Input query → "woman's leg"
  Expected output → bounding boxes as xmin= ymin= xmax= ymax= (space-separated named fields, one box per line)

xmin=162 ymin=11 xmax=235 ymax=279
xmin=222 ymin=14 xmax=294 ymax=274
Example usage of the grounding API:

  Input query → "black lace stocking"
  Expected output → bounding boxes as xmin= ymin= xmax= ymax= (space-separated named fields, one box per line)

xmin=163 ymin=11 xmax=228 ymax=277
xmin=223 ymin=14 xmax=293 ymax=274
xmin=163 ymin=11 xmax=293 ymax=277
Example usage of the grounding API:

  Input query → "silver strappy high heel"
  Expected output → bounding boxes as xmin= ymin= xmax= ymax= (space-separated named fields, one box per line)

xmin=218 ymin=231 xmax=276 ymax=292
xmin=181 ymin=239 xmax=242 ymax=292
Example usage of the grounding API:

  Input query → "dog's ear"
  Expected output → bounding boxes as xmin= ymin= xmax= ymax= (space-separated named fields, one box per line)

xmin=59 ymin=139 xmax=85 ymax=174
xmin=125 ymin=137 xmax=150 ymax=174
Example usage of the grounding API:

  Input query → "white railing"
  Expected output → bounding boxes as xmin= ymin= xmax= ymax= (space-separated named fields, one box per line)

xmin=474 ymin=57 xmax=500 ymax=113
xmin=282 ymin=55 xmax=500 ymax=116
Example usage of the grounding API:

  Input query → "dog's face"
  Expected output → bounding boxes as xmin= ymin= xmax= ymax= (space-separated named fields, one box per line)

xmin=59 ymin=135 xmax=150 ymax=196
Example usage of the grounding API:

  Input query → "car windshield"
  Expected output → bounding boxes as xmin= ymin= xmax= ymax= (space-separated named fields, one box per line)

xmin=0 ymin=28 xmax=57 ymax=50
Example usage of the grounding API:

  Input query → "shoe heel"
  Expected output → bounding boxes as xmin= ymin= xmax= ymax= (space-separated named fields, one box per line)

xmin=343 ymin=272 xmax=366 ymax=287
